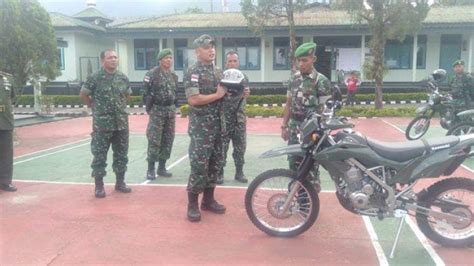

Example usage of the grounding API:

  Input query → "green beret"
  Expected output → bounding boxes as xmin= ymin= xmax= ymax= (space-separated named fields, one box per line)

xmin=157 ymin=48 xmax=172 ymax=61
xmin=452 ymin=59 xmax=465 ymax=67
xmin=193 ymin=34 xmax=215 ymax=48
xmin=295 ymin=42 xmax=317 ymax=58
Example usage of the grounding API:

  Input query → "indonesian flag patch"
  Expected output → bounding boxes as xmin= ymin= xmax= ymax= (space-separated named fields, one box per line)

xmin=191 ymin=74 xmax=199 ymax=82
xmin=143 ymin=75 xmax=150 ymax=83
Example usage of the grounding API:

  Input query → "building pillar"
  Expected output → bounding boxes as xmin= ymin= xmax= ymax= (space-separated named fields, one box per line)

xmin=360 ymin=35 xmax=365 ymax=80
xmin=260 ymin=37 xmax=265 ymax=82
xmin=115 ymin=39 xmax=129 ymax=76
xmin=159 ymin=38 xmax=163 ymax=51
xmin=412 ymin=35 xmax=418 ymax=82
xmin=468 ymin=33 xmax=473 ymax=73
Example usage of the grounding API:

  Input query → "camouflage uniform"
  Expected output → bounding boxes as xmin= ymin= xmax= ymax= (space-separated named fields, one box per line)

xmin=143 ymin=66 xmax=178 ymax=163
xmin=0 ymin=73 xmax=15 ymax=188
xmin=80 ymin=68 xmax=132 ymax=179
xmin=287 ymin=69 xmax=330 ymax=172
xmin=222 ymin=74 xmax=248 ymax=172
xmin=185 ymin=61 xmax=224 ymax=194
xmin=449 ymin=73 xmax=474 ymax=108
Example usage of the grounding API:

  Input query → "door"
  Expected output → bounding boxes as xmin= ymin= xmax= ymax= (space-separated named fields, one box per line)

xmin=439 ymin=34 xmax=462 ymax=76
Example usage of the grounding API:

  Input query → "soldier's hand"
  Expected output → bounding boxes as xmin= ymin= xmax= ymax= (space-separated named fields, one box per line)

xmin=281 ymin=127 xmax=289 ymax=141
xmin=216 ymin=84 xmax=227 ymax=99
xmin=243 ymin=87 xmax=250 ymax=98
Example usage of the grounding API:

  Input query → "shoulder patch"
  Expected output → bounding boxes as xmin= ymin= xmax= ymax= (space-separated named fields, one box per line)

xmin=191 ymin=74 xmax=199 ymax=82
xmin=144 ymin=75 xmax=151 ymax=83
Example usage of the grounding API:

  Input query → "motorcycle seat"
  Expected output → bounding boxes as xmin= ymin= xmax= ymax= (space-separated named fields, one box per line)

xmin=366 ymin=136 xmax=459 ymax=162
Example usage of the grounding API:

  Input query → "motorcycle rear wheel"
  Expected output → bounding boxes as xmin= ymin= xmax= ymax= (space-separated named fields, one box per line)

xmin=406 ymin=116 xmax=431 ymax=140
xmin=245 ymin=169 xmax=319 ymax=237
xmin=416 ymin=177 xmax=474 ymax=247
xmin=446 ymin=122 xmax=474 ymax=136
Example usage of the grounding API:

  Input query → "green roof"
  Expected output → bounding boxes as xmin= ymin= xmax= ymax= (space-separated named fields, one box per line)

xmin=111 ymin=6 xmax=474 ymax=30
xmin=50 ymin=12 xmax=106 ymax=32
xmin=73 ymin=7 xmax=113 ymax=23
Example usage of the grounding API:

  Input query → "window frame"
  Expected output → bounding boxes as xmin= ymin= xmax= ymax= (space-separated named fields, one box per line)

xmin=384 ymin=37 xmax=413 ymax=70
xmin=273 ymin=37 xmax=303 ymax=70
xmin=134 ymin=39 xmax=159 ymax=70
xmin=222 ymin=38 xmax=261 ymax=70
xmin=174 ymin=39 xmax=188 ymax=70
xmin=57 ymin=47 xmax=65 ymax=70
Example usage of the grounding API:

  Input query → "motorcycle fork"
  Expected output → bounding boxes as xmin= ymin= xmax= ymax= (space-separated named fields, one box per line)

xmin=282 ymin=154 xmax=316 ymax=213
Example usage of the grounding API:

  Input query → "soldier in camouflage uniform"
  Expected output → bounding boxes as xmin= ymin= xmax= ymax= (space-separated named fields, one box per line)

xmin=281 ymin=42 xmax=331 ymax=192
xmin=80 ymin=49 xmax=132 ymax=198
xmin=216 ymin=50 xmax=250 ymax=184
xmin=0 ymin=71 xmax=17 ymax=192
xmin=143 ymin=48 xmax=178 ymax=180
xmin=449 ymin=60 xmax=474 ymax=108
xmin=184 ymin=34 xmax=227 ymax=222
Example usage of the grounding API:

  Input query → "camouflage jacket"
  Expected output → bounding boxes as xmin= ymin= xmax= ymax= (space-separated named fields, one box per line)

xmin=81 ymin=68 xmax=131 ymax=131
xmin=0 ymin=75 xmax=14 ymax=130
xmin=449 ymin=73 xmax=474 ymax=106
xmin=184 ymin=61 xmax=223 ymax=116
xmin=143 ymin=66 xmax=178 ymax=112
xmin=287 ymin=69 xmax=330 ymax=122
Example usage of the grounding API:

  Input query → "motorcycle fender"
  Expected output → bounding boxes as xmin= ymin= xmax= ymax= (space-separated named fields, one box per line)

xmin=456 ymin=109 xmax=474 ymax=118
xmin=416 ymin=105 xmax=429 ymax=114
xmin=259 ymin=144 xmax=304 ymax=159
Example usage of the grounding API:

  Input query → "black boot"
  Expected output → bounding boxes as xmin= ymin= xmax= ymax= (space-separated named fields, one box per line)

xmin=115 ymin=172 xmax=132 ymax=193
xmin=187 ymin=192 xmax=201 ymax=222
xmin=146 ymin=161 xmax=156 ymax=180
xmin=234 ymin=165 xmax=248 ymax=183
xmin=216 ymin=169 xmax=224 ymax=185
xmin=94 ymin=177 xmax=106 ymax=198
xmin=201 ymin=187 xmax=226 ymax=214
xmin=157 ymin=160 xmax=172 ymax=177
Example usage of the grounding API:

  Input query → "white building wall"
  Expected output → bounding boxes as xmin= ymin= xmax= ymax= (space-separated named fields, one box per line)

xmin=54 ymin=32 xmax=77 ymax=82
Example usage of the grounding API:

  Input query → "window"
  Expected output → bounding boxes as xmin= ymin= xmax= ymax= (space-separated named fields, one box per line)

xmin=134 ymin=39 xmax=159 ymax=70
xmin=416 ymin=35 xmax=427 ymax=69
xmin=273 ymin=37 xmax=303 ymax=70
xmin=384 ymin=37 xmax=413 ymax=69
xmin=57 ymin=48 xmax=65 ymax=70
xmin=223 ymin=38 xmax=260 ymax=70
xmin=174 ymin=39 xmax=188 ymax=70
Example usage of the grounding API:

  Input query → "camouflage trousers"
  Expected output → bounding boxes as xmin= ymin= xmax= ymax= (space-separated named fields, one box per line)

xmin=90 ymin=129 xmax=129 ymax=178
xmin=288 ymin=119 xmax=320 ymax=182
xmin=187 ymin=114 xmax=224 ymax=194
xmin=0 ymin=130 xmax=13 ymax=185
xmin=223 ymin=113 xmax=246 ymax=168
xmin=146 ymin=111 xmax=175 ymax=163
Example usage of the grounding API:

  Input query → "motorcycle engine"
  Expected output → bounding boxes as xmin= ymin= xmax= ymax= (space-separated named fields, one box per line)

xmin=342 ymin=166 xmax=386 ymax=210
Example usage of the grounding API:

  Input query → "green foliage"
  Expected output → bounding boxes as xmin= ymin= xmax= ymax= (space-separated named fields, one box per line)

xmin=183 ymin=6 xmax=204 ymax=13
xmin=0 ymin=0 xmax=59 ymax=88
xmin=246 ymin=95 xmax=287 ymax=105
xmin=356 ymin=92 xmax=427 ymax=102
xmin=15 ymin=95 xmax=143 ymax=106
xmin=435 ymin=0 xmax=474 ymax=5
xmin=337 ymin=107 xmax=417 ymax=118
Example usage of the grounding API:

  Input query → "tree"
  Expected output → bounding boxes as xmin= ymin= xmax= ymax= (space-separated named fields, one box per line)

xmin=334 ymin=0 xmax=430 ymax=109
xmin=0 ymin=0 xmax=59 ymax=102
xmin=241 ymin=0 xmax=309 ymax=72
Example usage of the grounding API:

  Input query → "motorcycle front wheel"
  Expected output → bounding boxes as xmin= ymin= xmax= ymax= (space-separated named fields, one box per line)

xmin=446 ymin=122 xmax=474 ymax=136
xmin=416 ymin=177 xmax=474 ymax=247
xmin=406 ymin=116 xmax=431 ymax=140
xmin=245 ymin=169 xmax=319 ymax=237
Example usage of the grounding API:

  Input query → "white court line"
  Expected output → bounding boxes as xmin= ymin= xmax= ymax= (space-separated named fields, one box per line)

xmin=14 ymin=138 xmax=91 ymax=160
xmin=404 ymin=216 xmax=445 ymax=266
xmin=14 ymin=142 xmax=91 ymax=165
xmin=141 ymin=154 xmax=189 ymax=185
xmin=362 ymin=216 xmax=389 ymax=266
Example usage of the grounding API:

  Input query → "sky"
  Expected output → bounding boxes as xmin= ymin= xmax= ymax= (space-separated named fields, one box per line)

xmin=37 ymin=0 xmax=242 ymax=19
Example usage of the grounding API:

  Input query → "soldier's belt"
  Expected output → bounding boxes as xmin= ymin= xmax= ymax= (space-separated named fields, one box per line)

xmin=0 ymin=105 xmax=5 ymax=112
xmin=290 ymin=112 xmax=306 ymax=122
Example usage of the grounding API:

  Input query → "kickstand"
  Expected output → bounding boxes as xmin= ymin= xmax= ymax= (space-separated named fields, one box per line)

xmin=389 ymin=210 xmax=407 ymax=259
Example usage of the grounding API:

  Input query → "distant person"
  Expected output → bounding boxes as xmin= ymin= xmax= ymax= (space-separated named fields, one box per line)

xmin=345 ymin=71 xmax=361 ymax=106
xmin=0 ymin=71 xmax=17 ymax=192
xmin=79 ymin=49 xmax=132 ymax=198
xmin=216 ymin=50 xmax=250 ymax=184
xmin=449 ymin=59 xmax=474 ymax=108
xmin=143 ymin=48 xmax=178 ymax=180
